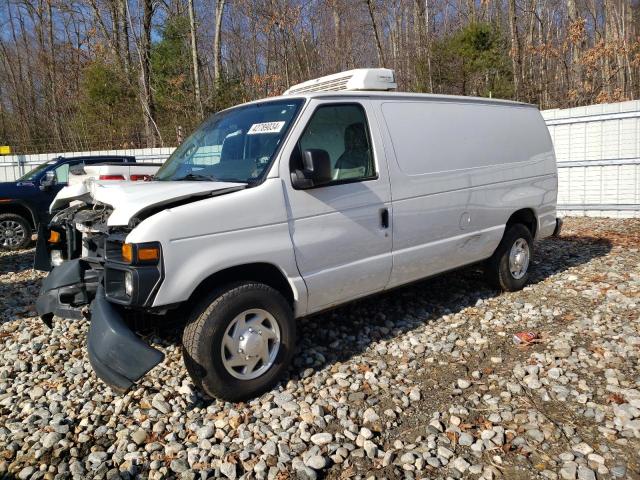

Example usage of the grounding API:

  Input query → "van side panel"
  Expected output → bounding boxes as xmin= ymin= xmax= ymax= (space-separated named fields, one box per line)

xmin=377 ymin=100 xmax=557 ymax=288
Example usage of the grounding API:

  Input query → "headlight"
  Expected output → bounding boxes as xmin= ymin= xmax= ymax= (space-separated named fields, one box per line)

xmin=51 ymin=250 xmax=64 ymax=267
xmin=124 ymin=271 xmax=134 ymax=296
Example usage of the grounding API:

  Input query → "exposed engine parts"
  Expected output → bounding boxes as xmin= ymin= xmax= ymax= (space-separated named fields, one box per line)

xmin=49 ymin=202 xmax=117 ymax=265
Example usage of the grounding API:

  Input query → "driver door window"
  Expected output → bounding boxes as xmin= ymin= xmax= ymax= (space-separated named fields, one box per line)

xmin=293 ymin=104 xmax=376 ymax=184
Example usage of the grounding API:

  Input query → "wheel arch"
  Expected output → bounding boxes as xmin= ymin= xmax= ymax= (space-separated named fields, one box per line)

xmin=0 ymin=201 xmax=37 ymax=229
xmin=505 ymin=208 xmax=537 ymax=239
xmin=187 ymin=262 xmax=297 ymax=310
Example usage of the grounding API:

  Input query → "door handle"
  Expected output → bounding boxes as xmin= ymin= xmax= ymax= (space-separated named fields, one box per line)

xmin=380 ymin=208 xmax=389 ymax=229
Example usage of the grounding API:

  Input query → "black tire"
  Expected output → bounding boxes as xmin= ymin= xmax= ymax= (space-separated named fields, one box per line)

xmin=485 ymin=223 xmax=533 ymax=292
xmin=182 ymin=282 xmax=296 ymax=401
xmin=0 ymin=213 xmax=32 ymax=250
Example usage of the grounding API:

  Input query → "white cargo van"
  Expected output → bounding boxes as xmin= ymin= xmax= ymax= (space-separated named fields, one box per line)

xmin=36 ymin=69 xmax=560 ymax=401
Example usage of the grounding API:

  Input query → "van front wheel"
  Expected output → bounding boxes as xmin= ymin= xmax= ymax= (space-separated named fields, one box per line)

xmin=182 ymin=282 xmax=295 ymax=401
xmin=485 ymin=223 xmax=533 ymax=292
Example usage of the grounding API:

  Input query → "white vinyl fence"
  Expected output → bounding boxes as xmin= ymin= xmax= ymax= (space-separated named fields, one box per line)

xmin=543 ymin=99 xmax=640 ymax=218
xmin=0 ymin=147 xmax=175 ymax=183
xmin=2 ymin=100 xmax=639 ymax=218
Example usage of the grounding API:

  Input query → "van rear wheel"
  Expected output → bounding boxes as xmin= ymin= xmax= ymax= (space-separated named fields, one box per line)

xmin=182 ymin=282 xmax=295 ymax=401
xmin=485 ymin=223 xmax=533 ymax=292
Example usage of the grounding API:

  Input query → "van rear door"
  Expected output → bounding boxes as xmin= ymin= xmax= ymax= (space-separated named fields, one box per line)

xmin=280 ymin=99 xmax=392 ymax=313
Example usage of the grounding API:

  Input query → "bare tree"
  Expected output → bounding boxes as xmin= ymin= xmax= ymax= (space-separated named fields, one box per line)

xmin=188 ymin=0 xmax=203 ymax=118
xmin=508 ymin=0 xmax=522 ymax=99
xmin=213 ymin=0 xmax=226 ymax=90
xmin=365 ymin=0 xmax=386 ymax=67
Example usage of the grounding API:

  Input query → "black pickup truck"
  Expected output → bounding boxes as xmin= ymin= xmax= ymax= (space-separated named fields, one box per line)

xmin=0 ymin=155 xmax=135 ymax=250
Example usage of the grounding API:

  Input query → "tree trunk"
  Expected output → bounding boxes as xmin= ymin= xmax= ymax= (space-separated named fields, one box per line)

xmin=365 ymin=0 xmax=385 ymax=68
xmin=567 ymin=0 xmax=581 ymax=98
xmin=119 ymin=0 xmax=131 ymax=75
xmin=213 ymin=0 xmax=226 ymax=94
xmin=425 ymin=0 xmax=433 ymax=92
xmin=508 ymin=0 xmax=522 ymax=100
xmin=47 ymin=1 xmax=61 ymax=148
xmin=187 ymin=0 xmax=203 ymax=119
xmin=141 ymin=0 xmax=158 ymax=147
xmin=331 ymin=1 xmax=341 ymax=71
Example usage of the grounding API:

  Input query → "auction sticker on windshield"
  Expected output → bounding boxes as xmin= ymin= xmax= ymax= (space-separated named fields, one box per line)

xmin=247 ymin=121 xmax=286 ymax=135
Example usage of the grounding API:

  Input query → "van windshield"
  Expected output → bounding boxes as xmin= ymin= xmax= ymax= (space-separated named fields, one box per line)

xmin=155 ymin=99 xmax=304 ymax=183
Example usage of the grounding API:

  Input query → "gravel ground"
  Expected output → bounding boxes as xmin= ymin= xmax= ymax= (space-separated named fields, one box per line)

xmin=0 ymin=217 xmax=639 ymax=480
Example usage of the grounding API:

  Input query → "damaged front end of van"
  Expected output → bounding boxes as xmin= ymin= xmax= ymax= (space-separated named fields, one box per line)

xmin=35 ymin=179 xmax=245 ymax=390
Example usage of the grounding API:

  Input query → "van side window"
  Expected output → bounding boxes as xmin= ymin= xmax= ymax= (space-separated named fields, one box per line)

xmin=293 ymin=104 xmax=375 ymax=184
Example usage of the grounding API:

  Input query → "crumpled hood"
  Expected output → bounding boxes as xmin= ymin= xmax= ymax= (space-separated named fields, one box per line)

xmin=51 ymin=180 xmax=245 ymax=226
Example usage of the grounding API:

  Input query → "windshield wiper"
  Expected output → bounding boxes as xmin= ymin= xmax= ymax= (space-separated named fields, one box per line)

xmin=174 ymin=173 xmax=218 ymax=181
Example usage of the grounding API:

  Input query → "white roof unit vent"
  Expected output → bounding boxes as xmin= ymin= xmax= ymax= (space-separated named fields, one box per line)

xmin=284 ymin=68 xmax=397 ymax=95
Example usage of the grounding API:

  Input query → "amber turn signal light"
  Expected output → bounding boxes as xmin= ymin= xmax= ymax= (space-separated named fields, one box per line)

xmin=121 ymin=243 xmax=160 ymax=263
xmin=48 ymin=230 xmax=61 ymax=243
xmin=122 ymin=243 xmax=134 ymax=263
xmin=137 ymin=246 xmax=160 ymax=262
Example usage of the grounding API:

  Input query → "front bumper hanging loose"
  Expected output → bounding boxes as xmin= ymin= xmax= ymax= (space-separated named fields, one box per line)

xmin=87 ymin=286 xmax=165 ymax=392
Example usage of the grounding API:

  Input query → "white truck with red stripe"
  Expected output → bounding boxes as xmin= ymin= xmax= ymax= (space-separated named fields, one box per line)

xmin=68 ymin=162 xmax=162 ymax=185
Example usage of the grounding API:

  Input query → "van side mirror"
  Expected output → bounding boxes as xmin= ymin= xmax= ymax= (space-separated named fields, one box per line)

xmin=291 ymin=149 xmax=332 ymax=189
xmin=39 ymin=170 xmax=57 ymax=191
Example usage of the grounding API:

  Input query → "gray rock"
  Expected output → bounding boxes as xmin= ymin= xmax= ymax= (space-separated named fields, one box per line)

xmin=170 ymin=459 xmax=189 ymax=474
xmin=87 ymin=451 xmax=108 ymax=465
xmin=363 ymin=408 xmax=382 ymax=431
xmin=131 ymin=428 xmax=148 ymax=445
xmin=18 ymin=466 xmax=35 ymax=480
xmin=219 ymin=462 xmax=236 ymax=479
xmin=262 ymin=440 xmax=277 ymax=456
xmin=428 ymin=419 xmax=444 ymax=433
xmin=572 ymin=443 xmax=593 ymax=456
xmin=452 ymin=457 xmax=470 ymax=473
xmin=42 ymin=431 xmax=62 ymax=449
xmin=559 ymin=462 xmax=577 ymax=480
xmin=610 ymin=464 xmax=627 ymax=478
xmin=470 ymin=440 xmax=484 ymax=453
xmin=457 ymin=379 xmax=471 ymax=389
xmin=437 ymin=446 xmax=454 ymax=459
xmin=29 ymin=387 xmax=44 ymax=401
xmin=548 ymin=367 xmax=563 ymax=379
xmin=294 ymin=464 xmax=317 ymax=480
xmin=197 ymin=425 xmax=214 ymax=440
xmin=409 ymin=388 xmax=421 ymax=401
xmin=306 ymin=455 xmax=327 ymax=470
xmin=360 ymin=427 xmax=373 ymax=439
xmin=459 ymin=432 xmax=474 ymax=446
xmin=152 ymin=394 xmax=171 ymax=414
xmin=553 ymin=340 xmax=572 ymax=358
xmin=577 ymin=466 xmax=596 ymax=480
xmin=310 ymin=432 xmax=332 ymax=446
xmin=527 ymin=429 xmax=545 ymax=443
xmin=363 ymin=440 xmax=377 ymax=459
xmin=400 ymin=452 xmax=416 ymax=464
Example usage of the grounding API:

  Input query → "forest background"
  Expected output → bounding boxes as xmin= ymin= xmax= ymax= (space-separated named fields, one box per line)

xmin=1 ymin=0 xmax=639 ymax=153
